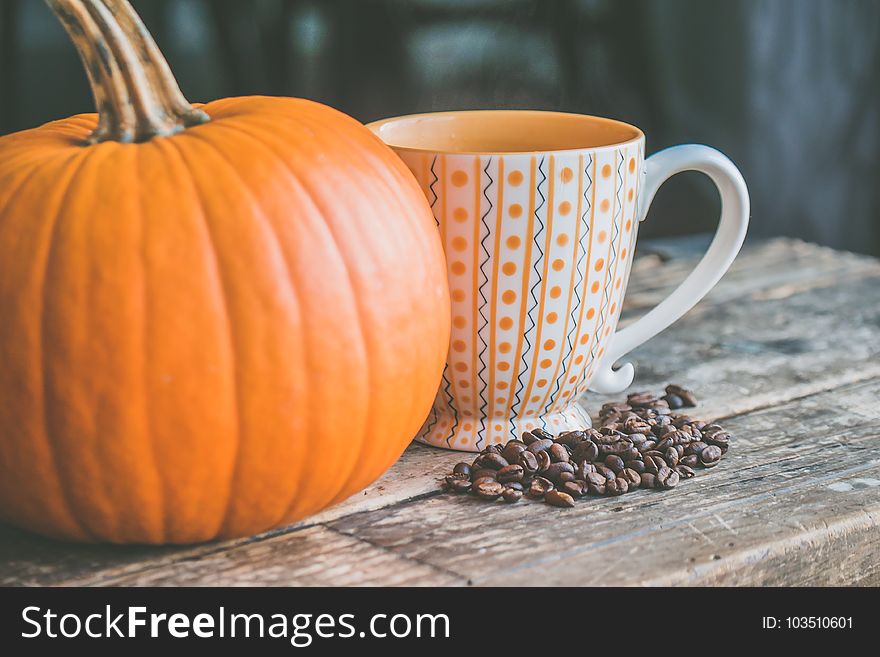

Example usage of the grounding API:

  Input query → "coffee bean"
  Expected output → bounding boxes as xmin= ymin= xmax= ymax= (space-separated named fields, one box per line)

xmin=680 ymin=454 xmax=699 ymax=468
xmin=640 ymin=473 xmax=657 ymax=489
xmin=572 ymin=440 xmax=599 ymax=463
xmin=625 ymin=459 xmax=646 ymax=474
xmin=502 ymin=488 xmax=523 ymax=503
xmin=517 ymin=451 xmax=539 ymax=474
xmin=627 ymin=391 xmax=661 ymax=407
xmin=670 ymin=416 xmax=688 ymax=428
xmin=545 ymin=490 xmax=576 ymax=508
xmin=604 ymin=454 xmax=625 ymax=474
xmin=684 ymin=441 xmax=708 ymax=457
xmin=521 ymin=431 xmax=538 ymax=445
xmin=585 ymin=472 xmax=607 ymax=489
xmin=528 ymin=476 xmax=554 ymax=499
xmin=595 ymin=464 xmax=616 ymax=481
xmin=549 ymin=443 xmax=570 ymax=463
xmin=545 ymin=462 xmax=575 ymax=482
xmin=556 ymin=431 xmax=586 ymax=447
xmin=559 ymin=471 xmax=576 ymax=484
xmin=663 ymin=394 xmax=684 ymax=410
xmin=644 ymin=450 xmax=666 ymax=463
xmin=473 ymin=480 xmax=504 ymax=499
xmin=479 ymin=452 xmax=509 ymax=470
xmin=700 ymin=445 xmax=722 ymax=467
xmin=646 ymin=399 xmax=670 ymax=413
xmin=471 ymin=468 xmax=497 ymax=481
xmin=668 ymin=430 xmax=692 ymax=445
xmin=706 ymin=432 xmax=730 ymax=449
xmin=453 ymin=462 xmax=472 ymax=478
xmin=536 ymin=450 xmax=552 ymax=473
xmin=601 ymin=412 xmax=623 ymax=426
xmin=664 ymin=446 xmax=680 ymax=467
xmin=501 ymin=441 xmax=527 ymax=464
xmin=444 ymin=476 xmax=472 ymax=493
xmin=562 ymin=480 xmax=586 ymax=498
xmin=655 ymin=466 xmax=672 ymax=487
xmin=482 ymin=444 xmax=504 ymax=455
xmin=575 ymin=460 xmax=597 ymax=479
xmin=601 ymin=402 xmax=632 ymax=415
xmin=472 ymin=476 xmax=498 ymax=488
xmin=655 ymin=466 xmax=679 ymax=489
xmin=623 ymin=417 xmax=652 ymax=435
xmin=642 ymin=455 xmax=659 ymax=474
xmin=701 ymin=424 xmax=725 ymax=438
xmin=527 ymin=438 xmax=554 ymax=454
xmin=532 ymin=428 xmax=555 ymax=441
xmin=621 ymin=468 xmax=641 ymax=488
xmin=497 ymin=464 xmax=525 ymax=483
xmin=654 ymin=436 xmax=673 ymax=451
xmin=675 ymin=465 xmax=696 ymax=479
xmin=651 ymin=423 xmax=668 ymax=438
xmin=665 ymin=384 xmax=697 ymax=407
xmin=606 ymin=477 xmax=629 ymax=495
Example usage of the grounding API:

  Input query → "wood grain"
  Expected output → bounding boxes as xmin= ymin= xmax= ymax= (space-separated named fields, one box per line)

xmin=622 ymin=238 xmax=880 ymax=316
xmin=62 ymin=377 xmax=880 ymax=587
xmin=100 ymin=526 xmax=462 ymax=587
xmin=1 ymin=238 xmax=878 ymax=586
xmin=326 ymin=379 xmax=880 ymax=586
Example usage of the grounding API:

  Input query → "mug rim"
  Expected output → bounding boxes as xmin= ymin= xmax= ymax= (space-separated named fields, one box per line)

xmin=366 ymin=109 xmax=645 ymax=156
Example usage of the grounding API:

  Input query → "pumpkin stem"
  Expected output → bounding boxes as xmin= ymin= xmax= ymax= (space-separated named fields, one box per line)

xmin=46 ymin=0 xmax=209 ymax=143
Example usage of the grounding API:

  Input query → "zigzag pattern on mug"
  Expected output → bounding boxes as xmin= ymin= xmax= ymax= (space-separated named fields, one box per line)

xmin=511 ymin=155 xmax=547 ymax=431
xmin=435 ymin=156 xmax=459 ymax=449
xmin=587 ymin=149 xmax=624 ymax=376
xmin=428 ymin=155 xmax=440 ymax=226
xmin=577 ymin=146 xmax=634 ymax=399
xmin=420 ymin=400 xmax=440 ymax=443
xmin=550 ymin=153 xmax=593 ymax=411
xmin=475 ymin=157 xmax=494 ymax=448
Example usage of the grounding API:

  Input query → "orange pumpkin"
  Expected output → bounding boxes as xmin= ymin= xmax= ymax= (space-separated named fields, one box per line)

xmin=0 ymin=0 xmax=449 ymax=543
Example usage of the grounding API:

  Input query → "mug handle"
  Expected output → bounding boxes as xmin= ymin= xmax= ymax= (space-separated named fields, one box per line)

xmin=589 ymin=144 xmax=750 ymax=394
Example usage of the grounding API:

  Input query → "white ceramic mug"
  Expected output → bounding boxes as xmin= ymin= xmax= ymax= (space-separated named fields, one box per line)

xmin=369 ymin=111 xmax=749 ymax=451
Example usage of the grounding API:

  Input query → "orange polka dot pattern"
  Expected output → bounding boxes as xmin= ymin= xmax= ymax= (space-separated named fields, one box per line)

xmin=396 ymin=141 xmax=644 ymax=450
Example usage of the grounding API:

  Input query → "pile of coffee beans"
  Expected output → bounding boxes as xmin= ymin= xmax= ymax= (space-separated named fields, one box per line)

xmin=441 ymin=384 xmax=731 ymax=508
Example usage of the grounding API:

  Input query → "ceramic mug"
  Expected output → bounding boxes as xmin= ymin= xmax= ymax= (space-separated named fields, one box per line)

xmin=368 ymin=111 xmax=749 ymax=451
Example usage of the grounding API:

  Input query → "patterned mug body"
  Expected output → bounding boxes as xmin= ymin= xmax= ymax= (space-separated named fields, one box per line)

xmin=369 ymin=111 xmax=749 ymax=451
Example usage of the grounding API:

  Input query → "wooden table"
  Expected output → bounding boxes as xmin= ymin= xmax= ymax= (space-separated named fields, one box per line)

xmin=3 ymin=237 xmax=880 ymax=587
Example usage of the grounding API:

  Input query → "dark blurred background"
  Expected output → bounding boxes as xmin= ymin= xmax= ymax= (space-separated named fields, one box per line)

xmin=1 ymin=0 xmax=879 ymax=254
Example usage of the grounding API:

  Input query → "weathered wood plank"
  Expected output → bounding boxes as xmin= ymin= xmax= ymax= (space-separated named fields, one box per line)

xmin=1 ymin=239 xmax=877 ymax=586
xmin=56 ymin=377 xmax=880 ymax=588
xmin=632 ymin=476 xmax=880 ymax=586
xmin=623 ymin=238 xmax=880 ymax=315
xmin=92 ymin=526 xmax=462 ymax=587
xmin=324 ymin=379 xmax=880 ymax=586
xmin=0 ymin=526 xmax=233 ymax=587
xmin=588 ymin=265 xmax=880 ymax=419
